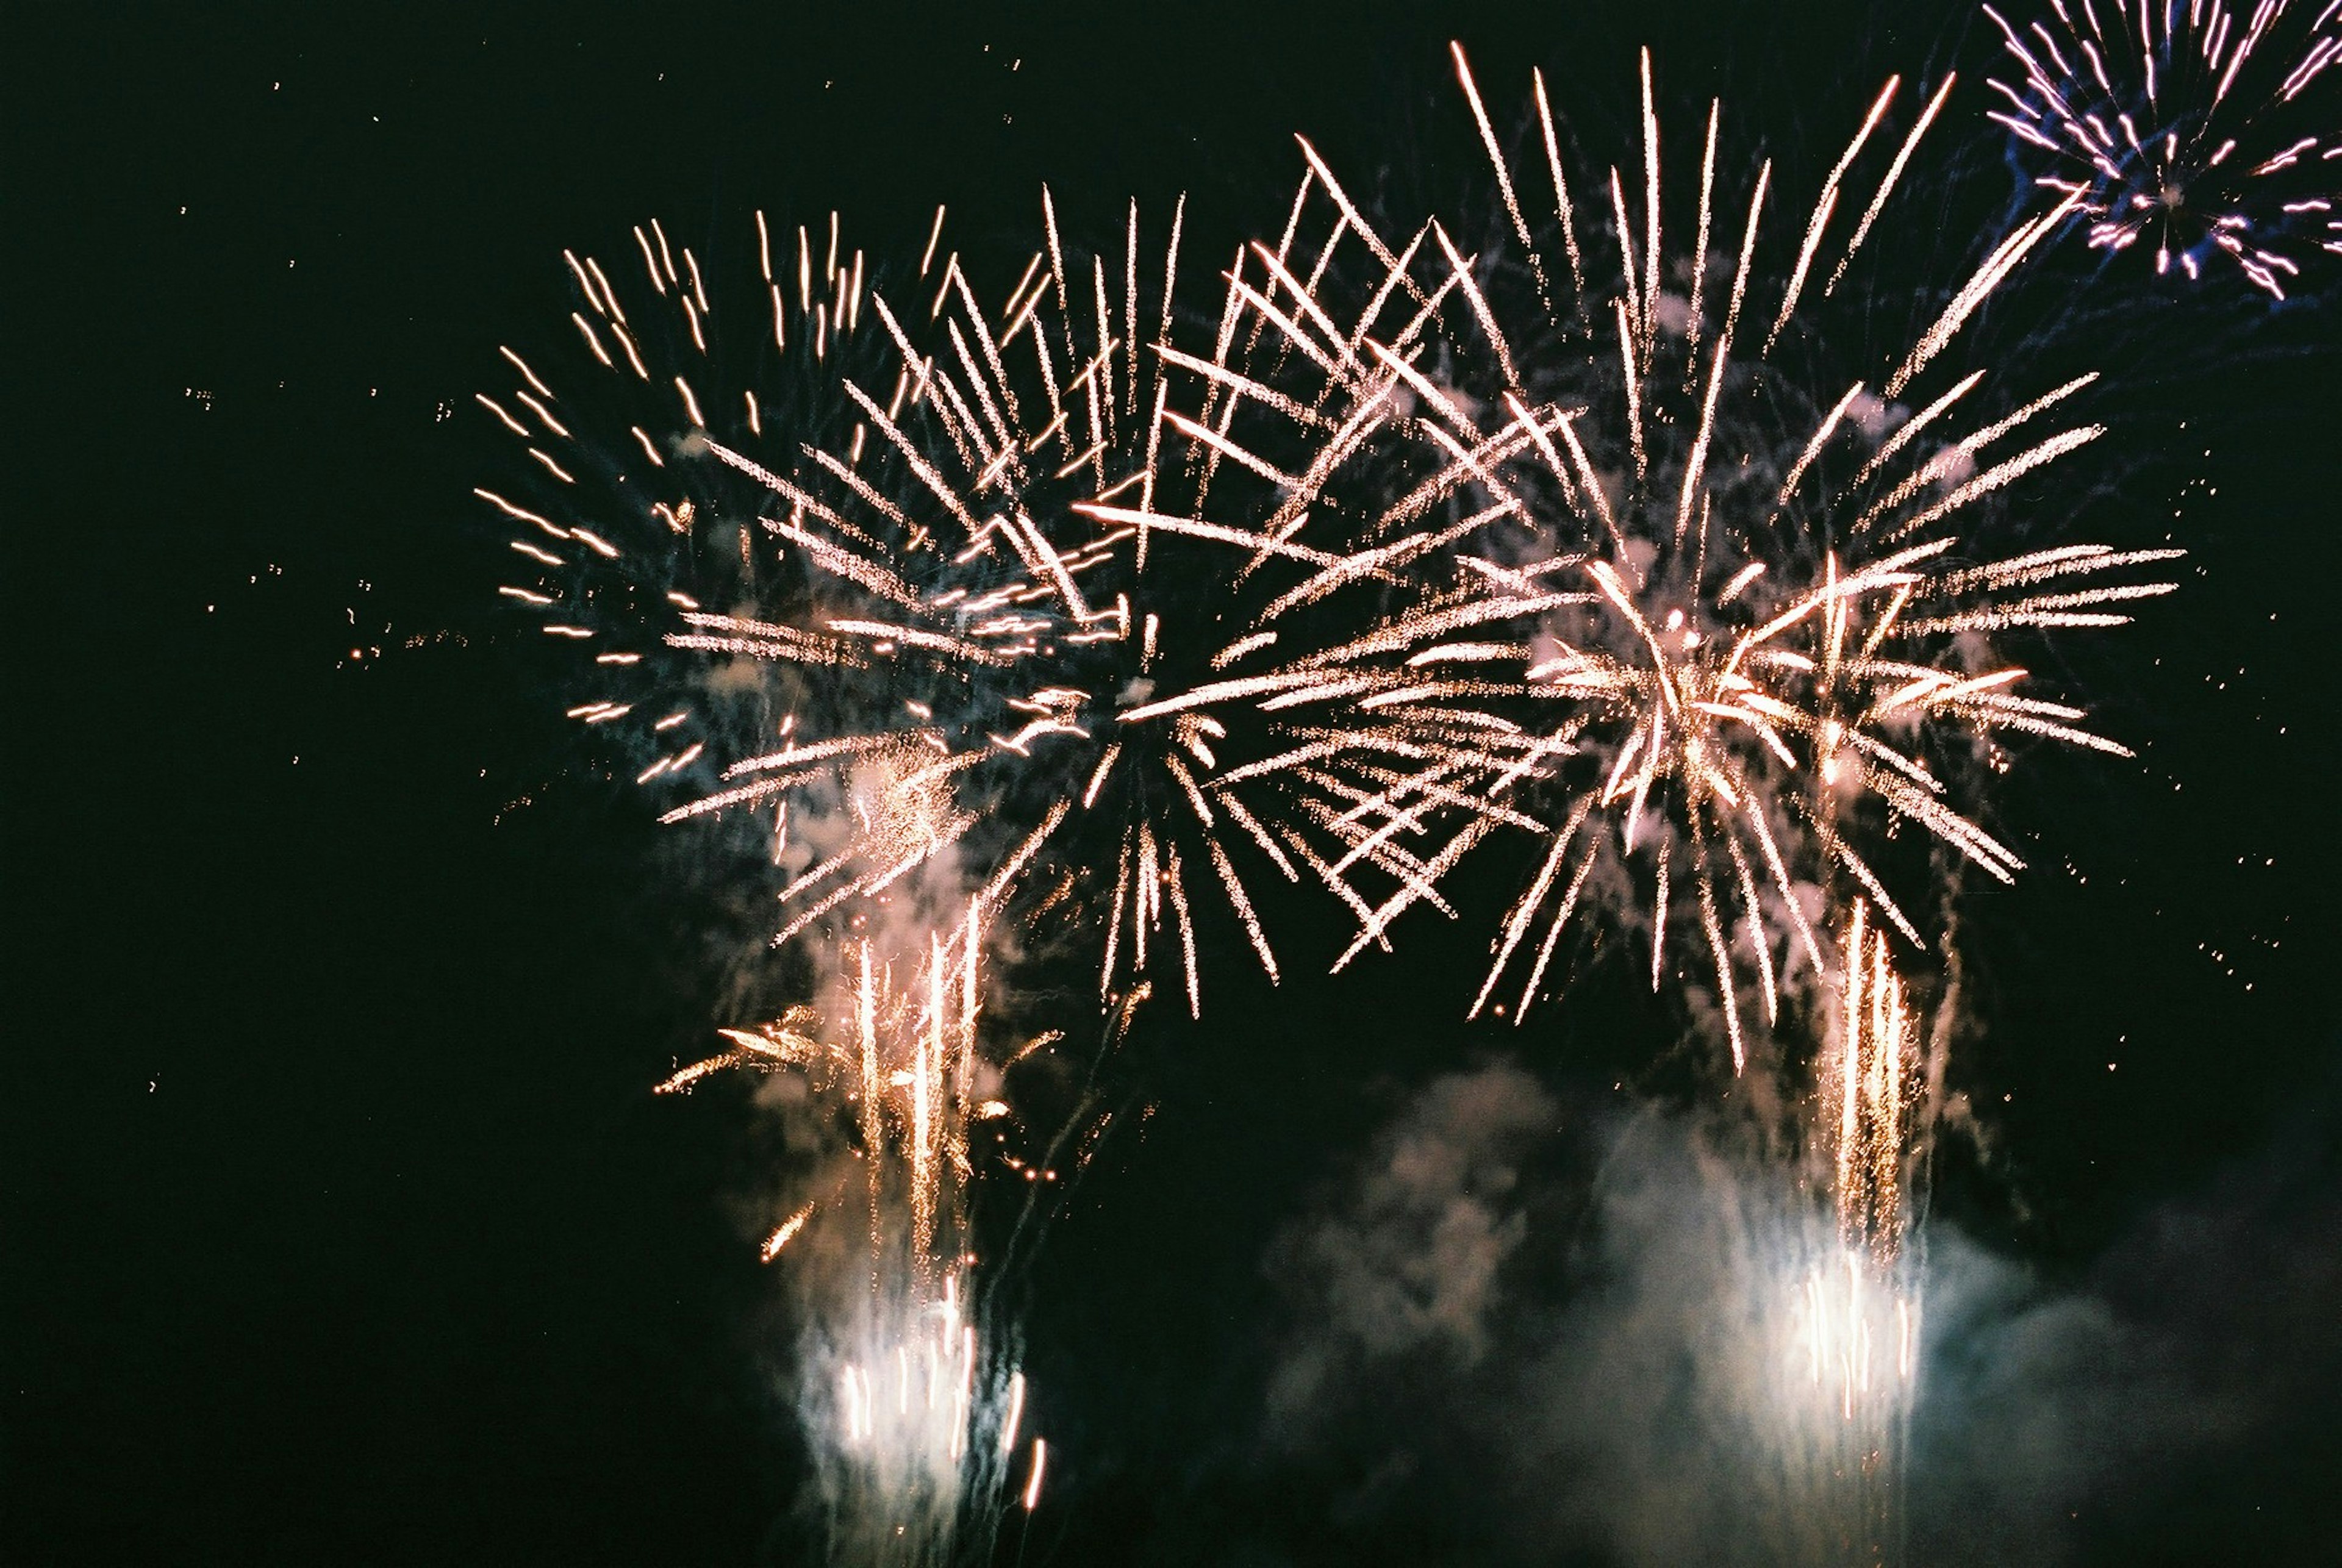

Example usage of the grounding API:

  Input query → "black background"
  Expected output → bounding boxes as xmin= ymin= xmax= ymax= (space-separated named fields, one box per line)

xmin=7 ymin=2 xmax=2337 ymax=1563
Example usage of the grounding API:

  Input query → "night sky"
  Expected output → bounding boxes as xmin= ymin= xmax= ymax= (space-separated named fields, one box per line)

xmin=9 ymin=2 xmax=2340 ymax=1564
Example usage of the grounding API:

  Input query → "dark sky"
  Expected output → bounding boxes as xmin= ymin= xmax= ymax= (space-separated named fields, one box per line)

xmin=8 ymin=2 xmax=2338 ymax=1564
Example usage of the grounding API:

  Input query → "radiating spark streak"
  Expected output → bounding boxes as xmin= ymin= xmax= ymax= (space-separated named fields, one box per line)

xmin=1530 ymin=66 xmax=1587 ymax=299
xmin=476 ymin=393 xmax=531 ymax=437
xmin=1721 ymin=820 xmax=1778 ymax=1022
xmin=1245 ymin=240 xmax=1377 ymax=384
xmin=1292 ymin=137 xmax=1431 ymax=307
xmin=1610 ymin=170 xmax=1644 ymax=354
xmin=1433 ymin=224 xmax=1519 ymax=389
xmin=761 ymin=1204 xmax=817 ymax=1262
xmin=1766 ymin=74 xmax=1899 ymax=352
xmin=1161 ymin=406 xmax=1302 ymax=490
xmin=1828 ymin=73 xmax=1957 ymax=295
xmin=1502 ymin=825 xmax=1596 ymax=1012
xmin=1875 ymin=423 xmax=2107 ymax=540
xmin=1675 ymin=296 xmax=1733 ymax=543
xmin=1889 ymin=188 xmax=2083 ymax=396
xmin=1156 ymin=341 xmax=1333 ymax=430
xmin=1693 ymin=818 xmax=1747 ymax=1072
xmin=1810 ymin=811 xmax=1924 ymax=948
xmin=1684 ymin=98 xmax=1721 ymax=370
xmin=1617 ymin=299 xmax=1650 ymax=488
xmin=1470 ymin=800 xmax=1592 ymax=1019
xmin=1218 ymin=789 xmax=1301 ymax=881
xmin=1455 ymin=41 xmax=1550 ymax=305
xmin=1165 ymin=845 xmax=1202 ymax=1016
xmin=473 ymin=487 xmax=567 ymax=540
xmin=1069 ymin=501 xmax=1348 ymax=567
xmin=1639 ymin=49 xmax=1663 ymax=354
xmin=1849 ymin=370 xmax=1989 ymax=503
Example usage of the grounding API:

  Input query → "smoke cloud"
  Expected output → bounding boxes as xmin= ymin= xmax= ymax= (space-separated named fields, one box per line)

xmin=1226 ymin=1061 xmax=2341 ymax=1567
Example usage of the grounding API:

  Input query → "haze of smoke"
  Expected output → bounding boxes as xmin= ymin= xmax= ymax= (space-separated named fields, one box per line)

xmin=1240 ymin=1061 xmax=2341 ymax=1567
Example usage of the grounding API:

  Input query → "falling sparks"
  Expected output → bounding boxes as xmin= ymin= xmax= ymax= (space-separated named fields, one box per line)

xmin=1773 ymin=903 xmax=1924 ymax=1550
xmin=1832 ymin=901 xmax=1917 ymax=1264
xmin=1791 ymin=1246 xmax=1920 ymax=1425
xmin=662 ymin=914 xmax=1046 ymax=1554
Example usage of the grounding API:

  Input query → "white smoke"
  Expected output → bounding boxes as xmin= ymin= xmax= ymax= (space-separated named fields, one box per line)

xmin=1236 ymin=1061 xmax=2342 ymax=1566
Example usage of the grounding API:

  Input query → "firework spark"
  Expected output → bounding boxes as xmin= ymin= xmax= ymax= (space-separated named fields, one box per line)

xmin=659 ymin=914 xmax=1045 ymax=1558
xmin=480 ymin=198 xmax=1484 ymax=1559
xmin=1985 ymin=0 xmax=2342 ymax=296
xmin=1772 ymin=898 xmax=1929 ymax=1568
xmin=484 ymin=199 xmax=1492 ymax=1017
xmin=1830 ymin=900 xmax=1919 ymax=1265
xmin=1790 ymin=902 xmax=1927 ymax=1420
xmin=1184 ymin=48 xmax=2180 ymax=1063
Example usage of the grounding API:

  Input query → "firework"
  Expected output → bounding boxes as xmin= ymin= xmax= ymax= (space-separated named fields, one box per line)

xmin=1791 ymin=1247 xmax=1919 ymax=1425
xmin=477 ymin=206 xmax=890 ymax=816
xmin=659 ymin=915 xmax=1048 ymax=1560
xmin=1985 ymin=0 xmax=2342 ymax=296
xmin=1770 ymin=900 xmax=1930 ymax=1568
xmin=1790 ymin=901 xmax=1927 ymax=1428
xmin=479 ymin=198 xmax=1486 ymax=1553
xmin=484 ymin=198 xmax=1489 ymax=1017
xmin=1780 ymin=1236 xmax=1919 ymax=1562
xmin=1830 ymin=901 xmax=1921 ymax=1265
xmin=1184 ymin=48 xmax=2180 ymax=1065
